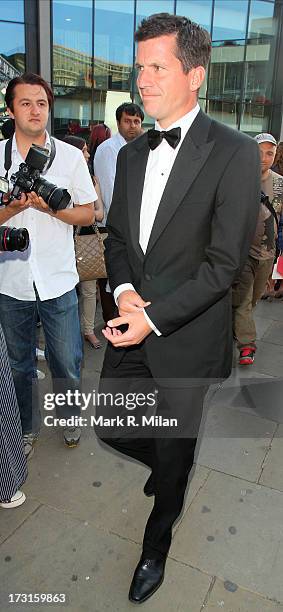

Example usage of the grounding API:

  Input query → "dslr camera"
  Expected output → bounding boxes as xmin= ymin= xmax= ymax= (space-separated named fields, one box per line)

xmin=1 ymin=144 xmax=71 ymax=211
xmin=0 ymin=225 xmax=29 ymax=252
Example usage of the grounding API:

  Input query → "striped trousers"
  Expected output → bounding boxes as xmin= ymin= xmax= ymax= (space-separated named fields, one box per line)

xmin=0 ymin=323 xmax=27 ymax=502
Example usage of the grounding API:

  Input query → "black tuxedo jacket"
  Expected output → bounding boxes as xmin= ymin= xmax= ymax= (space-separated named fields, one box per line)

xmin=104 ymin=111 xmax=260 ymax=382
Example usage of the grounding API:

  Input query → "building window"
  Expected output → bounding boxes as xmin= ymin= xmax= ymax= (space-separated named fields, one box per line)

xmin=52 ymin=0 xmax=136 ymax=136
xmin=212 ymin=0 xmax=249 ymax=41
xmin=53 ymin=0 xmax=93 ymax=88
xmin=51 ymin=0 xmax=281 ymax=138
xmin=242 ymin=0 xmax=277 ymax=134
xmin=136 ymin=0 xmax=174 ymax=23
xmin=176 ymin=0 xmax=212 ymax=31
xmin=0 ymin=0 xmax=24 ymax=23
xmin=0 ymin=1 xmax=25 ymax=138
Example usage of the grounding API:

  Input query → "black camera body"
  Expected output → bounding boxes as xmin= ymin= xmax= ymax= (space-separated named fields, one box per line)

xmin=10 ymin=145 xmax=46 ymax=200
xmin=0 ymin=226 xmax=29 ymax=252
xmin=9 ymin=144 xmax=71 ymax=211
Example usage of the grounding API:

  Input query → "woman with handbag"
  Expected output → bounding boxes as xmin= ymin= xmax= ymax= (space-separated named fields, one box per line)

xmin=63 ymin=136 xmax=104 ymax=348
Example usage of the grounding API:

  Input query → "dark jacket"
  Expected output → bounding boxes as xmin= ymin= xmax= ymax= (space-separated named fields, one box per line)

xmin=104 ymin=110 xmax=261 ymax=382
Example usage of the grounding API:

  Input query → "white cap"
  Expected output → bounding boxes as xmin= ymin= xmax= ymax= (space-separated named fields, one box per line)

xmin=254 ymin=133 xmax=277 ymax=146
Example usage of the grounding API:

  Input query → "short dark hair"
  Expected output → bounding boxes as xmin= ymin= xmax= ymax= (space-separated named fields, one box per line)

xmin=135 ymin=13 xmax=211 ymax=73
xmin=116 ymin=102 xmax=144 ymax=123
xmin=5 ymin=73 xmax=54 ymax=111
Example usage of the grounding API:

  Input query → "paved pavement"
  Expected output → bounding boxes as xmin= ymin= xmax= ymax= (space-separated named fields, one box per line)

xmin=1 ymin=299 xmax=283 ymax=612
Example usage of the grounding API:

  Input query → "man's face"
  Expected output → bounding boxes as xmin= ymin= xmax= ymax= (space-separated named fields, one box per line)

xmin=117 ymin=112 xmax=142 ymax=142
xmin=7 ymin=83 xmax=49 ymax=138
xmin=259 ymin=142 xmax=277 ymax=174
xmin=136 ymin=34 xmax=205 ymax=128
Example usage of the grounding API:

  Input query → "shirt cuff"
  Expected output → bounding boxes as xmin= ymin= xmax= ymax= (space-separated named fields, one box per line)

xmin=143 ymin=308 xmax=162 ymax=336
xmin=113 ymin=283 xmax=135 ymax=305
xmin=113 ymin=285 xmax=162 ymax=336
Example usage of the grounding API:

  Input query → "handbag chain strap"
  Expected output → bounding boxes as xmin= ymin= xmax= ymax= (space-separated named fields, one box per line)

xmin=75 ymin=222 xmax=101 ymax=238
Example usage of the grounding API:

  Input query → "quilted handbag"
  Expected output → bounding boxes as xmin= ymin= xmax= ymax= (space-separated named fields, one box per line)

xmin=74 ymin=224 xmax=107 ymax=281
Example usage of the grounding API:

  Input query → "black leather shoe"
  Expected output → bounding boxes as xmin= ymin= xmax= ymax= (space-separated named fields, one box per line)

xmin=129 ymin=557 xmax=165 ymax=604
xmin=143 ymin=473 xmax=154 ymax=497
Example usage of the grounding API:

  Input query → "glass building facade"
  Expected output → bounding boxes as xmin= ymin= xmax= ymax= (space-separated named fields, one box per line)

xmin=0 ymin=0 xmax=282 ymax=140
xmin=0 ymin=0 xmax=40 ymax=137
xmin=0 ymin=1 xmax=26 ymax=134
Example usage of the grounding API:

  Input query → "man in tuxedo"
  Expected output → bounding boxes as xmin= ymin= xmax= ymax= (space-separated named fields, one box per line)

xmin=97 ymin=13 xmax=260 ymax=604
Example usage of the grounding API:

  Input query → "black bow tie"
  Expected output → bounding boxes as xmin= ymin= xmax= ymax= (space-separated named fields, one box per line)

xmin=147 ymin=127 xmax=181 ymax=150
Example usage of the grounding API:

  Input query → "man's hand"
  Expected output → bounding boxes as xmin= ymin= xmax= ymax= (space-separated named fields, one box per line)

xmin=102 ymin=310 xmax=152 ymax=347
xmin=26 ymin=191 xmax=54 ymax=215
xmin=3 ymin=192 xmax=30 ymax=215
xmin=118 ymin=290 xmax=151 ymax=316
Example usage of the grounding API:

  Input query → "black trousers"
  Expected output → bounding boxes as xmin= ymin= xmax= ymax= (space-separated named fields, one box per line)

xmin=97 ymin=278 xmax=116 ymax=324
xmin=97 ymin=344 xmax=207 ymax=560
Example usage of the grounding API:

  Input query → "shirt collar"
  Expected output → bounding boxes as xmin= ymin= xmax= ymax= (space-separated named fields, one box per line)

xmin=155 ymin=104 xmax=200 ymax=144
xmin=116 ymin=131 xmax=127 ymax=147
xmin=12 ymin=130 xmax=51 ymax=154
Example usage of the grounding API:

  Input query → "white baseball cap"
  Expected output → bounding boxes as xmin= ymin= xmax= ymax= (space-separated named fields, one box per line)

xmin=254 ymin=133 xmax=277 ymax=146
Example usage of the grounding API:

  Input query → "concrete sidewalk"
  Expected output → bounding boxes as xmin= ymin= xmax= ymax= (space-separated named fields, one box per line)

xmin=1 ymin=300 xmax=283 ymax=611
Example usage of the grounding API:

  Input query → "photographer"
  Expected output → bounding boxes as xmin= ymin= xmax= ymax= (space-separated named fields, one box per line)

xmin=0 ymin=73 xmax=97 ymax=457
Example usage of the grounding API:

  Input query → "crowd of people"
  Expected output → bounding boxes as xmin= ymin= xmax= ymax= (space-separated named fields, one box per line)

xmin=232 ymin=132 xmax=283 ymax=364
xmin=0 ymin=10 xmax=282 ymax=605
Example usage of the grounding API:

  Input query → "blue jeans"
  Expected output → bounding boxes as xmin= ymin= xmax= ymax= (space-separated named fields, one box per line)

xmin=0 ymin=288 xmax=82 ymax=434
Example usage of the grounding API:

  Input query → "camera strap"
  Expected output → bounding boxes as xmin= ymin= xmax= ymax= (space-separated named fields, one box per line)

xmin=262 ymin=191 xmax=279 ymax=233
xmin=4 ymin=136 xmax=56 ymax=179
xmin=4 ymin=137 xmax=13 ymax=179
xmin=43 ymin=138 xmax=56 ymax=175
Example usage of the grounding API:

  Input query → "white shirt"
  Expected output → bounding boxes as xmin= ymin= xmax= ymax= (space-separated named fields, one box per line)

xmin=93 ymin=132 xmax=126 ymax=224
xmin=0 ymin=133 xmax=97 ymax=301
xmin=114 ymin=105 xmax=200 ymax=334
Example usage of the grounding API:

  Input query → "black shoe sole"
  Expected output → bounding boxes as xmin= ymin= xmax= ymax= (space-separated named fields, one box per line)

xmin=143 ymin=488 xmax=154 ymax=497
xmin=143 ymin=474 xmax=154 ymax=497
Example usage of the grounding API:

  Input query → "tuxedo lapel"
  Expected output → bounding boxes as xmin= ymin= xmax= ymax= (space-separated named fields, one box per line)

xmin=127 ymin=135 xmax=149 ymax=261
xmin=145 ymin=111 xmax=215 ymax=257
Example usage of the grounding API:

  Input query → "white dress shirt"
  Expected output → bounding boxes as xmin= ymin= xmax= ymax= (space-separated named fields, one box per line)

xmin=93 ymin=132 xmax=126 ymax=224
xmin=114 ymin=105 xmax=200 ymax=334
xmin=0 ymin=133 xmax=97 ymax=301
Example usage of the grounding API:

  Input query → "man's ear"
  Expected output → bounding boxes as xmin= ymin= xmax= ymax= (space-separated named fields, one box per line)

xmin=7 ymin=107 xmax=14 ymax=120
xmin=189 ymin=66 xmax=206 ymax=92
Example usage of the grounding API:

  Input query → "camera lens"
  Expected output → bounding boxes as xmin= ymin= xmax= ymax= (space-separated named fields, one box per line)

xmin=47 ymin=188 xmax=71 ymax=211
xmin=34 ymin=178 xmax=71 ymax=211
xmin=0 ymin=227 xmax=29 ymax=252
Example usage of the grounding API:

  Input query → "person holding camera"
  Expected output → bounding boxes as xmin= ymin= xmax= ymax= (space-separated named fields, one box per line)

xmin=0 ymin=73 xmax=96 ymax=457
